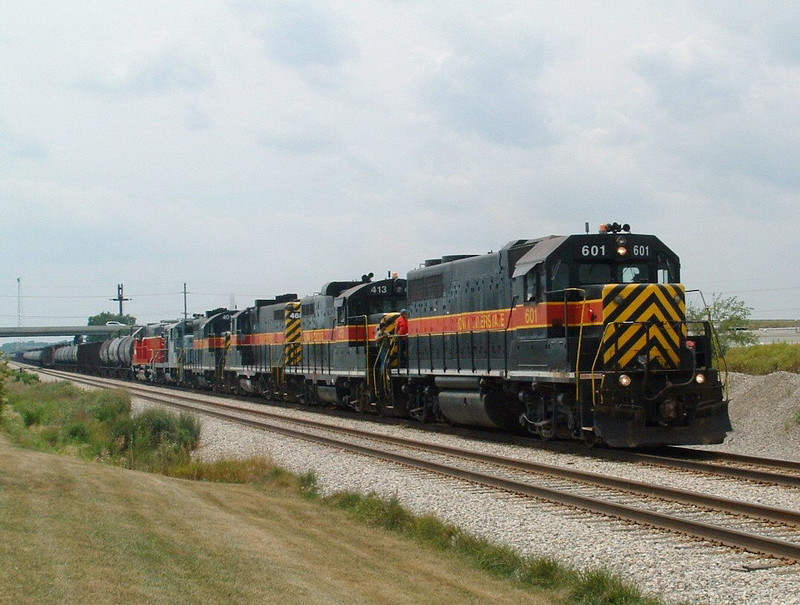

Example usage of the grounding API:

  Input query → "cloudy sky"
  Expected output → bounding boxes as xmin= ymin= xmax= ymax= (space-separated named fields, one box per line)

xmin=2 ymin=1 xmax=800 ymax=337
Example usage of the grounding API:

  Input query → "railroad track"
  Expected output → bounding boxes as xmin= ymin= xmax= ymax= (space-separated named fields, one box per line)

xmin=33 ymin=367 xmax=800 ymax=563
xmin=25 ymin=364 xmax=800 ymax=486
xmin=403 ymin=421 xmax=800 ymax=488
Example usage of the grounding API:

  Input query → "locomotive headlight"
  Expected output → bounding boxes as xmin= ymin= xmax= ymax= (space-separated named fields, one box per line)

xmin=615 ymin=236 xmax=628 ymax=256
xmin=695 ymin=373 xmax=706 ymax=385
xmin=618 ymin=374 xmax=632 ymax=387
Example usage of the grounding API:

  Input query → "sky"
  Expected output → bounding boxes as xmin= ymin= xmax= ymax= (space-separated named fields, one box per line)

xmin=2 ymin=1 xmax=800 ymax=339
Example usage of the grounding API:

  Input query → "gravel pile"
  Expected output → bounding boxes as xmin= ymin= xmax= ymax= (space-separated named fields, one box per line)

xmin=696 ymin=371 xmax=800 ymax=462
xmin=134 ymin=372 xmax=800 ymax=605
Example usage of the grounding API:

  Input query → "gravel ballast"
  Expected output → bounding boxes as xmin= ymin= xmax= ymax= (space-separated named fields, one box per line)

xmin=137 ymin=372 xmax=800 ymax=604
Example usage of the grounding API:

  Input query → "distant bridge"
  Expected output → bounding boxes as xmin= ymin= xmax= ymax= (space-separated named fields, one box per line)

xmin=0 ymin=325 xmax=140 ymax=338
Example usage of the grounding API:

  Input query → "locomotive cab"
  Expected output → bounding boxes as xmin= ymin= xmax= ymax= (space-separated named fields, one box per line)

xmin=514 ymin=227 xmax=680 ymax=303
xmin=334 ymin=277 xmax=408 ymax=342
xmin=189 ymin=308 xmax=233 ymax=388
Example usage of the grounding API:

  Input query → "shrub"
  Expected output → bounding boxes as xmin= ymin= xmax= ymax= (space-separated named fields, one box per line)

xmin=21 ymin=406 xmax=46 ymax=427
xmin=1 ymin=381 xmax=207 ymax=475
xmin=66 ymin=422 xmax=91 ymax=443
xmin=116 ymin=407 xmax=204 ymax=472
xmin=93 ymin=389 xmax=131 ymax=423
xmin=176 ymin=412 xmax=201 ymax=449
xmin=134 ymin=408 xmax=178 ymax=448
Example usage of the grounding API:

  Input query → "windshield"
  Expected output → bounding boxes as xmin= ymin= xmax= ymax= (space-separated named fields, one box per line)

xmin=577 ymin=262 xmax=652 ymax=285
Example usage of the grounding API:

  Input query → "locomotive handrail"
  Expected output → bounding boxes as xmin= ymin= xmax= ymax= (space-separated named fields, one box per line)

xmin=690 ymin=289 xmax=730 ymax=397
xmin=589 ymin=318 xmax=710 ymax=407
xmin=693 ymin=318 xmax=729 ymax=400
xmin=562 ymin=288 xmax=588 ymax=405
xmin=590 ymin=321 xmax=617 ymax=407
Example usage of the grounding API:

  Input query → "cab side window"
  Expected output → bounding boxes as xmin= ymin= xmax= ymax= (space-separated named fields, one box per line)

xmin=657 ymin=253 xmax=678 ymax=283
xmin=525 ymin=266 xmax=546 ymax=302
xmin=550 ymin=260 xmax=569 ymax=291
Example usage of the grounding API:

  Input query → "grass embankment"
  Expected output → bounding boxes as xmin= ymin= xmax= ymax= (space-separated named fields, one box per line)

xmin=0 ymin=372 xmax=662 ymax=604
xmin=725 ymin=343 xmax=800 ymax=375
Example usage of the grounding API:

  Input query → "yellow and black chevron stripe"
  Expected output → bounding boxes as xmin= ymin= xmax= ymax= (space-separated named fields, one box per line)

xmin=284 ymin=302 xmax=302 ymax=366
xmin=601 ymin=284 xmax=686 ymax=370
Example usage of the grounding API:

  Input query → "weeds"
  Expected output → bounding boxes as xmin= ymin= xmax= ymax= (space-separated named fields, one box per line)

xmin=2 ymin=381 xmax=205 ymax=475
xmin=725 ymin=343 xmax=800 ymax=374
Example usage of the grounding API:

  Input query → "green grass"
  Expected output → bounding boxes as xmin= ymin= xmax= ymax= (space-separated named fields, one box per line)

xmin=1 ymin=378 xmax=664 ymax=604
xmin=725 ymin=342 xmax=800 ymax=374
xmin=748 ymin=320 xmax=800 ymax=329
xmin=322 ymin=491 xmax=661 ymax=604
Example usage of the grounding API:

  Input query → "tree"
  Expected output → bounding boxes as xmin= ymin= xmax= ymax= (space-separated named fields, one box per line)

xmin=687 ymin=294 xmax=756 ymax=354
xmin=86 ymin=312 xmax=138 ymax=343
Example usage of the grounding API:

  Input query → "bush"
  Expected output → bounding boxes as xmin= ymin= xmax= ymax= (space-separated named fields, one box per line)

xmin=113 ymin=407 xmax=204 ymax=472
xmin=66 ymin=422 xmax=91 ymax=443
xmin=133 ymin=408 xmax=178 ymax=448
xmin=93 ymin=389 xmax=131 ymax=423
xmin=21 ymin=406 xmax=46 ymax=427
xmin=13 ymin=369 xmax=39 ymax=384
xmin=176 ymin=412 xmax=202 ymax=449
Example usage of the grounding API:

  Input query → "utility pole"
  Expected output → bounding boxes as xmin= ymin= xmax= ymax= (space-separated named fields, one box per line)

xmin=183 ymin=282 xmax=188 ymax=320
xmin=16 ymin=277 xmax=23 ymax=328
xmin=16 ymin=277 xmax=23 ymax=349
xmin=110 ymin=283 xmax=131 ymax=316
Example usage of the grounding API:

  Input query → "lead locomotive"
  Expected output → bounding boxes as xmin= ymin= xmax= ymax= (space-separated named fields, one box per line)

xmin=399 ymin=223 xmax=729 ymax=447
xmin=46 ymin=223 xmax=731 ymax=448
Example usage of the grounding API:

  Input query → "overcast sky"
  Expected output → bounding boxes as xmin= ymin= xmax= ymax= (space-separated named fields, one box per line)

xmin=2 ymin=1 xmax=800 ymax=338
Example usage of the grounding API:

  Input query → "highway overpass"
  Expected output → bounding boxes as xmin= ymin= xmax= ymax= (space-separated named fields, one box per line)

xmin=0 ymin=325 xmax=140 ymax=338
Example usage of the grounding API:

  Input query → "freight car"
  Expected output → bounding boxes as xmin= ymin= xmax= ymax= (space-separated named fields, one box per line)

xmin=44 ymin=224 xmax=731 ymax=448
